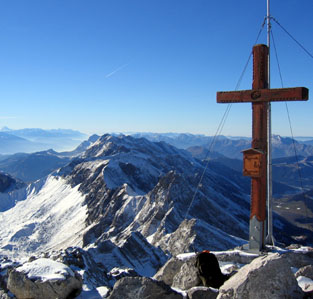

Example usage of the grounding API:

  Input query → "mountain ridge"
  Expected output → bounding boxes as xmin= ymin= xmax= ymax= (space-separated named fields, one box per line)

xmin=0 ymin=133 xmax=311 ymax=282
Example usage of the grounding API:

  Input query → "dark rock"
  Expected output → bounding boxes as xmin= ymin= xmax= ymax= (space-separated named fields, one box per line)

xmin=108 ymin=267 xmax=138 ymax=281
xmin=0 ymin=289 xmax=16 ymax=299
xmin=187 ymin=286 xmax=218 ymax=299
xmin=295 ymin=265 xmax=313 ymax=279
xmin=108 ymin=276 xmax=183 ymax=299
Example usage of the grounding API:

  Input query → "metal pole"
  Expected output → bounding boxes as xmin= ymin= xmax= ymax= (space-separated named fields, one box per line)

xmin=266 ymin=0 xmax=275 ymax=246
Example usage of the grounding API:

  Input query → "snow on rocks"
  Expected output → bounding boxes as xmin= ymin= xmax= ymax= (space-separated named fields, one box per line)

xmin=153 ymin=247 xmax=313 ymax=299
xmin=7 ymin=258 xmax=82 ymax=299
xmin=295 ymin=264 xmax=313 ymax=293
xmin=13 ymin=258 xmax=75 ymax=282
xmin=0 ymin=246 xmax=312 ymax=298
xmin=217 ymin=253 xmax=303 ymax=299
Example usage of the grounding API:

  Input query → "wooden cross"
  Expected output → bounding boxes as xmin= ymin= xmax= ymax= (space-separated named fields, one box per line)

xmin=216 ymin=44 xmax=309 ymax=251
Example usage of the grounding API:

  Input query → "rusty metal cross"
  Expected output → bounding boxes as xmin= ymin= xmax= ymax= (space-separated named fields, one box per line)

xmin=216 ymin=44 xmax=309 ymax=251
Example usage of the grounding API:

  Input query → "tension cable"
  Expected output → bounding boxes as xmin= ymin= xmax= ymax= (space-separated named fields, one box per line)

xmin=184 ymin=20 xmax=266 ymax=219
xmin=272 ymin=17 xmax=313 ymax=61
xmin=271 ymin=29 xmax=310 ymax=226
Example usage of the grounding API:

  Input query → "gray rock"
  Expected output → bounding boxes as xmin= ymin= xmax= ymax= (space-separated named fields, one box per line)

xmin=50 ymin=247 xmax=112 ymax=289
xmin=0 ymin=290 xmax=15 ymax=299
xmin=283 ymin=250 xmax=313 ymax=269
xmin=295 ymin=264 xmax=313 ymax=279
xmin=153 ymin=257 xmax=184 ymax=286
xmin=187 ymin=286 xmax=218 ymax=299
xmin=217 ymin=253 xmax=303 ymax=299
xmin=108 ymin=276 xmax=183 ymax=299
xmin=172 ymin=256 xmax=201 ymax=291
xmin=7 ymin=259 xmax=82 ymax=299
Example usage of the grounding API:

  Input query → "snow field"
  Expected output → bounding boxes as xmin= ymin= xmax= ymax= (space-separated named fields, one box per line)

xmin=0 ymin=176 xmax=87 ymax=259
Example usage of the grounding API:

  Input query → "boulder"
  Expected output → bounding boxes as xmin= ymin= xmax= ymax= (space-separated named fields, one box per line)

xmin=171 ymin=255 xmax=201 ymax=291
xmin=295 ymin=265 xmax=313 ymax=280
xmin=187 ymin=286 xmax=218 ymax=299
xmin=217 ymin=253 xmax=303 ymax=299
xmin=7 ymin=258 xmax=82 ymax=299
xmin=283 ymin=250 xmax=313 ymax=269
xmin=153 ymin=257 xmax=184 ymax=286
xmin=108 ymin=276 xmax=183 ymax=299
xmin=296 ymin=265 xmax=313 ymax=294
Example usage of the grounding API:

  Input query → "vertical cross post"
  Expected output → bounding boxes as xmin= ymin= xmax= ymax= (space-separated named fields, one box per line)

xmin=250 ymin=45 xmax=268 ymax=251
xmin=216 ymin=44 xmax=308 ymax=251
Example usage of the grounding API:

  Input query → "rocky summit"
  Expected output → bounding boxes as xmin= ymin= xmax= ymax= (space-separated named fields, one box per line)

xmin=0 ymin=134 xmax=312 ymax=298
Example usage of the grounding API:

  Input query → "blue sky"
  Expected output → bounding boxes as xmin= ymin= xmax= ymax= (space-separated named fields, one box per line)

xmin=0 ymin=0 xmax=312 ymax=136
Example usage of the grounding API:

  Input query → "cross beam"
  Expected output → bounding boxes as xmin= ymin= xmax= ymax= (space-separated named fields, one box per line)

xmin=216 ymin=44 xmax=309 ymax=251
xmin=217 ymin=87 xmax=308 ymax=103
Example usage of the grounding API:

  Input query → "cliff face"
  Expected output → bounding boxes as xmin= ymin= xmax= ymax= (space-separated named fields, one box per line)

xmin=64 ymin=134 xmax=250 ymax=254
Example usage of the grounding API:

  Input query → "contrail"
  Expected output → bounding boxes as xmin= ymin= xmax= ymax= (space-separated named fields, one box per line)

xmin=105 ymin=63 xmax=129 ymax=78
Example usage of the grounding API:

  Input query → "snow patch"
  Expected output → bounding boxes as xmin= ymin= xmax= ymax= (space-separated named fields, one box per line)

xmin=297 ymin=275 xmax=313 ymax=292
xmin=176 ymin=252 xmax=196 ymax=261
xmin=0 ymin=176 xmax=87 ymax=259
xmin=17 ymin=258 xmax=74 ymax=282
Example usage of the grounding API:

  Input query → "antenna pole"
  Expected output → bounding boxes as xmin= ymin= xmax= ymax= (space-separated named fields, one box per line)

xmin=266 ymin=0 xmax=275 ymax=246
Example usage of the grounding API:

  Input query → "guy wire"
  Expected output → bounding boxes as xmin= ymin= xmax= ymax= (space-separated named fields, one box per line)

xmin=184 ymin=20 xmax=266 ymax=219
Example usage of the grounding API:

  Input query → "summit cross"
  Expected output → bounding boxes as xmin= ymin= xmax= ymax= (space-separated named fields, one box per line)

xmin=216 ymin=44 xmax=309 ymax=251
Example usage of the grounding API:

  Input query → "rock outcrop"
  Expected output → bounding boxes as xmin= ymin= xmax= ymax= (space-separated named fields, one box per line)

xmin=295 ymin=264 xmax=313 ymax=279
xmin=187 ymin=286 xmax=219 ymax=299
xmin=153 ymin=249 xmax=313 ymax=299
xmin=108 ymin=276 xmax=183 ymax=299
xmin=1 ymin=247 xmax=313 ymax=298
xmin=171 ymin=255 xmax=200 ymax=291
xmin=217 ymin=253 xmax=303 ymax=299
xmin=153 ymin=256 xmax=185 ymax=286
xmin=7 ymin=258 xmax=82 ymax=299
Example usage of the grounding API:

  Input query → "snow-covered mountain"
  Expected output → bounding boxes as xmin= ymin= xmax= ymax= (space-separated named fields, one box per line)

xmin=136 ymin=133 xmax=313 ymax=159
xmin=0 ymin=134 xmax=308 ymax=278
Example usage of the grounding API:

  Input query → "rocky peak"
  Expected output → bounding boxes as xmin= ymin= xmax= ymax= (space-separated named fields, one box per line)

xmin=0 ymin=172 xmax=25 ymax=193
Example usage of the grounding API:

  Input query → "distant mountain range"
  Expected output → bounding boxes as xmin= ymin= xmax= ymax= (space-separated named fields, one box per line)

xmin=0 ymin=127 xmax=87 ymax=154
xmin=1 ymin=128 xmax=313 ymax=158
xmin=133 ymin=133 xmax=313 ymax=159
xmin=0 ymin=135 xmax=99 ymax=183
